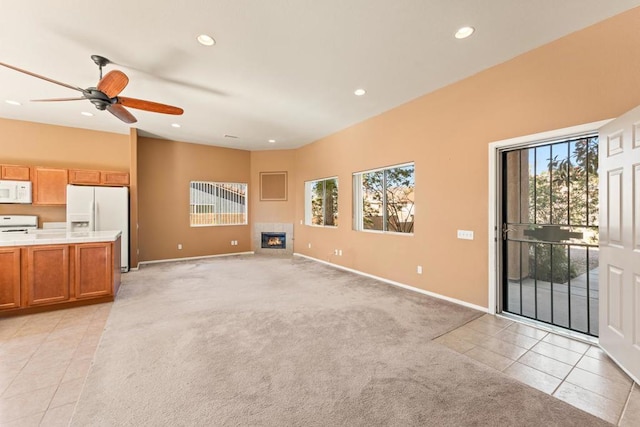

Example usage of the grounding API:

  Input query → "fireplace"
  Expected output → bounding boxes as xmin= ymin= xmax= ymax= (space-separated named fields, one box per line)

xmin=261 ymin=232 xmax=286 ymax=249
xmin=254 ymin=223 xmax=293 ymax=255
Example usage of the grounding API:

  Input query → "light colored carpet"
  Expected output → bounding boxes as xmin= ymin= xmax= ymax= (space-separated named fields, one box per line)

xmin=71 ymin=255 xmax=609 ymax=426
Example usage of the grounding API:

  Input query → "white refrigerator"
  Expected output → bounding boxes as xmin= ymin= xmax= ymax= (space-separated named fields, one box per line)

xmin=66 ymin=185 xmax=129 ymax=272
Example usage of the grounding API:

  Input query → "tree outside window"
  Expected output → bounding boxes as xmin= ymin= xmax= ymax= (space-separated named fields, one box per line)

xmin=307 ymin=178 xmax=338 ymax=226
xmin=357 ymin=163 xmax=414 ymax=233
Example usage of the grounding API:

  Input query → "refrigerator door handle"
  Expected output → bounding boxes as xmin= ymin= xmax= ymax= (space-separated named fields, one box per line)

xmin=90 ymin=201 xmax=96 ymax=231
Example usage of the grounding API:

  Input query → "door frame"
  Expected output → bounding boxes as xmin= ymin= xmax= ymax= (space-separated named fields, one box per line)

xmin=487 ymin=120 xmax=611 ymax=316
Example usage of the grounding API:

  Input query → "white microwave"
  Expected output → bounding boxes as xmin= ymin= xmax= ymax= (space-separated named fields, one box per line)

xmin=0 ymin=180 xmax=32 ymax=204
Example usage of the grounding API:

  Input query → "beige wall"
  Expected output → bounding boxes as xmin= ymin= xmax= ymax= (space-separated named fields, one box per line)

xmin=3 ymin=8 xmax=640 ymax=308
xmin=293 ymin=8 xmax=640 ymax=308
xmin=249 ymin=150 xmax=296 ymax=238
xmin=137 ymin=137 xmax=252 ymax=261
xmin=0 ymin=118 xmax=129 ymax=224
xmin=0 ymin=118 xmax=130 ymax=169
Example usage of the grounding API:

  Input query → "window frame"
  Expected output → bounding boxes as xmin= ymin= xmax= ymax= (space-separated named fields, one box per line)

xmin=304 ymin=176 xmax=339 ymax=227
xmin=352 ymin=162 xmax=415 ymax=235
xmin=189 ymin=181 xmax=248 ymax=227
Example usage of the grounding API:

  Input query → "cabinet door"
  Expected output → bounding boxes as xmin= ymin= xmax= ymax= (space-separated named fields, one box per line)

xmin=0 ymin=248 xmax=21 ymax=310
xmin=26 ymin=245 xmax=69 ymax=306
xmin=1 ymin=164 xmax=30 ymax=181
xmin=69 ymin=169 xmax=101 ymax=185
xmin=101 ymin=171 xmax=129 ymax=186
xmin=33 ymin=167 xmax=68 ymax=205
xmin=75 ymin=243 xmax=112 ymax=298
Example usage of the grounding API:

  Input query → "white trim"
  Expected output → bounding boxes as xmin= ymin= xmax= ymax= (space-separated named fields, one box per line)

xmin=352 ymin=161 xmax=415 ymax=176
xmin=487 ymin=120 xmax=611 ymax=316
xmin=304 ymin=177 xmax=339 ymax=227
xmin=138 ymin=251 xmax=255 ymax=266
xmin=358 ymin=229 xmax=414 ymax=237
xmin=294 ymin=253 xmax=488 ymax=313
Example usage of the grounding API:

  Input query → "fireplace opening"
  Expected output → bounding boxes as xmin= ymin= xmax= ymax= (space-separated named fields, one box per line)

xmin=261 ymin=232 xmax=286 ymax=249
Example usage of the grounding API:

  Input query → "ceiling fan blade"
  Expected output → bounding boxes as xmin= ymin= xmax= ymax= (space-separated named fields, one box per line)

xmin=117 ymin=97 xmax=184 ymax=115
xmin=31 ymin=97 xmax=86 ymax=102
xmin=107 ymin=104 xmax=137 ymax=124
xmin=0 ymin=62 xmax=85 ymax=93
xmin=97 ymin=70 xmax=129 ymax=98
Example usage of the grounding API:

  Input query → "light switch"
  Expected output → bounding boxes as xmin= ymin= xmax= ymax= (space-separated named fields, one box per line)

xmin=457 ymin=230 xmax=474 ymax=240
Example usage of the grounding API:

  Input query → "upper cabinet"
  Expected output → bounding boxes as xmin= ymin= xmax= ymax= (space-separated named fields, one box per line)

xmin=101 ymin=171 xmax=129 ymax=186
xmin=69 ymin=169 xmax=129 ymax=186
xmin=2 ymin=163 xmax=129 ymax=205
xmin=33 ymin=167 xmax=68 ymax=205
xmin=1 ymin=164 xmax=31 ymax=181
xmin=68 ymin=169 xmax=101 ymax=185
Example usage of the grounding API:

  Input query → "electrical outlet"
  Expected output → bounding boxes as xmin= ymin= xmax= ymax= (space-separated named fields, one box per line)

xmin=177 ymin=244 xmax=182 ymax=250
xmin=338 ymin=249 xmax=342 ymax=256
xmin=417 ymin=265 xmax=423 ymax=274
xmin=235 ymin=240 xmax=238 ymax=245
xmin=457 ymin=230 xmax=474 ymax=240
xmin=300 ymin=219 xmax=303 ymax=225
xmin=334 ymin=249 xmax=339 ymax=255
xmin=308 ymin=243 xmax=311 ymax=249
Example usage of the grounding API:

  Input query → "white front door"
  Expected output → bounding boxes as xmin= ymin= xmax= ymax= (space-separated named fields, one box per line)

xmin=598 ymin=106 xmax=640 ymax=383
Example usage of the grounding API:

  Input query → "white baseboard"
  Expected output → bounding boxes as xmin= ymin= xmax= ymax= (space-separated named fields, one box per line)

xmin=138 ymin=251 xmax=255 ymax=266
xmin=293 ymin=253 xmax=488 ymax=313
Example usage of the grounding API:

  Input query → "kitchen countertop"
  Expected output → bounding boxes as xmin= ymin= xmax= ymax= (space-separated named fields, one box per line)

xmin=0 ymin=230 xmax=121 ymax=247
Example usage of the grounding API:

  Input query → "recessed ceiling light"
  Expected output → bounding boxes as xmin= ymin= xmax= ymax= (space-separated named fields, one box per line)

xmin=455 ymin=26 xmax=475 ymax=39
xmin=268 ymin=139 xmax=276 ymax=143
xmin=197 ymin=34 xmax=215 ymax=46
xmin=171 ymin=123 xmax=181 ymax=128
xmin=5 ymin=100 xmax=21 ymax=106
xmin=354 ymin=89 xmax=366 ymax=96
xmin=80 ymin=111 xmax=94 ymax=117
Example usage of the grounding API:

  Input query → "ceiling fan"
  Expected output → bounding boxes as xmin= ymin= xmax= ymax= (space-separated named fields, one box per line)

xmin=0 ymin=55 xmax=183 ymax=124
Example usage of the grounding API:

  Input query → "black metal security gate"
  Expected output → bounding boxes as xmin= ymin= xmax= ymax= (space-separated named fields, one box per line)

xmin=501 ymin=136 xmax=599 ymax=336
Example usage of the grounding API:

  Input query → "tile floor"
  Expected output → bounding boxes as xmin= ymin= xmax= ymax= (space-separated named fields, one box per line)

xmin=0 ymin=303 xmax=112 ymax=426
xmin=2 ymin=306 xmax=639 ymax=426
xmin=435 ymin=314 xmax=640 ymax=425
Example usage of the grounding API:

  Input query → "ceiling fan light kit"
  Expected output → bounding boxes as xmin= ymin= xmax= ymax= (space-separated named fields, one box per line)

xmin=0 ymin=55 xmax=184 ymax=124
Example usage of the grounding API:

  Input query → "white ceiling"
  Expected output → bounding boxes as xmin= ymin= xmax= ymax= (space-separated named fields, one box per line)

xmin=1 ymin=1 xmax=639 ymax=151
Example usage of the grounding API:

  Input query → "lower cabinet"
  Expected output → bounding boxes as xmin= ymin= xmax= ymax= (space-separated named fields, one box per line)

xmin=0 ymin=241 xmax=117 ymax=314
xmin=75 ymin=243 xmax=112 ymax=299
xmin=26 ymin=245 xmax=70 ymax=306
xmin=0 ymin=248 xmax=21 ymax=310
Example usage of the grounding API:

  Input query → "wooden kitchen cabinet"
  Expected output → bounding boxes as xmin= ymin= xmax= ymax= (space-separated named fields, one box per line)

xmin=68 ymin=169 xmax=101 ymax=185
xmin=0 ymin=247 xmax=21 ymax=310
xmin=1 ymin=164 xmax=31 ymax=181
xmin=0 ymin=237 xmax=120 ymax=317
xmin=33 ymin=167 xmax=68 ymax=205
xmin=75 ymin=243 xmax=112 ymax=299
xmin=101 ymin=171 xmax=129 ymax=186
xmin=69 ymin=169 xmax=129 ymax=186
xmin=26 ymin=245 xmax=69 ymax=306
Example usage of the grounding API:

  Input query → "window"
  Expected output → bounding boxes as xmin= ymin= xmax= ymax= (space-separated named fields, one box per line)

xmin=353 ymin=163 xmax=415 ymax=233
xmin=189 ymin=181 xmax=247 ymax=226
xmin=305 ymin=177 xmax=338 ymax=226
